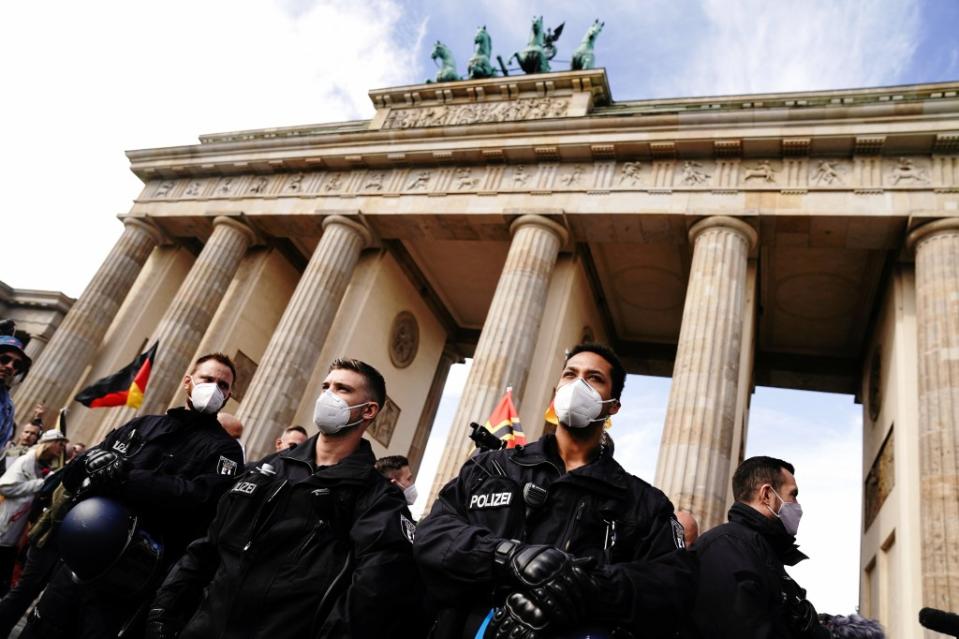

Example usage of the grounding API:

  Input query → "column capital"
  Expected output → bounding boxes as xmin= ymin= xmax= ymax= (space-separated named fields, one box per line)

xmin=322 ymin=215 xmax=373 ymax=248
xmin=121 ymin=216 xmax=164 ymax=245
xmin=212 ymin=215 xmax=258 ymax=244
xmin=689 ymin=216 xmax=758 ymax=250
xmin=907 ymin=217 xmax=959 ymax=251
xmin=509 ymin=214 xmax=569 ymax=245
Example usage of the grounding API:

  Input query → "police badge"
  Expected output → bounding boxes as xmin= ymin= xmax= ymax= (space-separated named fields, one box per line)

xmin=399 ymin=514 xmax=416 ymax=543
xmin=217 ymin=456 xmax=238 ymax=476
xmin=671 ymin=517 xmax=686 ymax=549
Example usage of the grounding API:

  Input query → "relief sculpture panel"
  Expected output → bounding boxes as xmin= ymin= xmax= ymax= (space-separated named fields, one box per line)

xmin=139 ymin=153 xmax=950 ymax=203
xmin=382 ymin=97 xmax=571 ymax=130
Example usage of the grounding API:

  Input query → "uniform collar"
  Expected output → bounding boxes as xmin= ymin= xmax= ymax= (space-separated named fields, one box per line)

xmin=512 ymin=434 xmax=628 ymax=496
xmin=165 ymin=407 xmax=222 ymax=430
xmin=280 ymin=433 xmax=377 ymax=481
xmin=728 ymin=501 xmax=808 ymax=566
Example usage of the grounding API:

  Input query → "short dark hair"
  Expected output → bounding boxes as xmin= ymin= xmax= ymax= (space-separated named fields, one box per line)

xmin=192 ymin=352 xmax=237 ymax=385
xmin=329 ymin=358 xmax=386 ymax=408
xmin=732 ymin=456 xmax=795 ymax=502
xmin=374 ymin=455 xmax=410 ymax=477
xmin=565 ymin=343 xmax=626 ymax=400
xmin=285 ymin=425 xmax=308 ymax=437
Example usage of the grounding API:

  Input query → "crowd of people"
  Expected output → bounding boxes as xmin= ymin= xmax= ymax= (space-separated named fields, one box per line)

xmin=0 ymin=317 xmax=887 ymax=638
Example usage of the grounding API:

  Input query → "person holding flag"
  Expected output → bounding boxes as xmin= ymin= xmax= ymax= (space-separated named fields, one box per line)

xmin=20 ymin=351 xmax=244 ymax=639
xmin=415 ymin=343 xmax=695 ymax=639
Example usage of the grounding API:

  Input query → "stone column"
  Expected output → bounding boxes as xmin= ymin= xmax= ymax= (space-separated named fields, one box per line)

xmin=429 ymin=215 xmax=567 ymax=503
xmin=13 ymin=218 xmax=162 ymax=423
xmin=238 ymin=215 xmax=371 ymax=460
xmin=408 ymin=344 xmax=462 ymax=476
xmin=655 ymin=216 xmax=757 ymax=531
xmin=135 ymin=216 xmax=256 ymax=416
xmin=907 ymin=218 xmax=959 ymax=612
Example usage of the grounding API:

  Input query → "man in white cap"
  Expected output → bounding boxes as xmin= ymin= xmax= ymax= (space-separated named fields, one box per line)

xmin=0 ymin=429 xmax=67 ymax=594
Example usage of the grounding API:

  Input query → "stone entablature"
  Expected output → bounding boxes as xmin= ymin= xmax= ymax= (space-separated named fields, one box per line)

xmin=128 ymin=72 xmax=959 ymax=182
xmin=138 ymin=155 xmax=959 ymax=203
xmin=192 ymin=76 xmax=958 ymax=145
xmin=368 ymin=69 xmax=609 ymax=131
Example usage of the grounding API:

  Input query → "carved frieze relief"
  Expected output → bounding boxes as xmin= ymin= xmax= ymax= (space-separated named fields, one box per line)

xmin=381 ymin=97 xmax=571 ymax=130
xmin=138 ymin=154 xmax=955 ymax=202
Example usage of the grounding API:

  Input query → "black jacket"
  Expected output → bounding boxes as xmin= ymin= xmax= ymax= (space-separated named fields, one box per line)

xmin=691 ymin=502 xmax=827 ymax=639
xmin=414 ymin=434 xmax=696 ymax=638
xmin=63 ymin=407 xmax=244 ymax=559
xmin=151 ymin=436 xmax=425 ymax=639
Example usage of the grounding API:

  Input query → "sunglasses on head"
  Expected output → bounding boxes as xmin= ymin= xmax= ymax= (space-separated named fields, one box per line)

xmin=0 ymin=354 xmax=25 ymax=372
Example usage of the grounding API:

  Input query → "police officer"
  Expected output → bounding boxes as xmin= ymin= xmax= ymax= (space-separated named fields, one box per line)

xmin=415 ymin=343 xmax=696 ymax=638
xmin=691 ymin=456 xmax=830 ymax=639
xmin=21 ymin=352 xmax=244 ymax=639
xmin=146 ymin=358 xmax=425 ymax=638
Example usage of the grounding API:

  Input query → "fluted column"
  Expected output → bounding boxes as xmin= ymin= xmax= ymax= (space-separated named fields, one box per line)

xmin=239 ymin=215 xmax=371 ymax=460
xmin=429 ymin=215 xmax=567 ymax=503
xmin=908 ymin=218 xmax=959 ymax=612
xmin=14 ymin=218 xmax=162 ymax=423
xmin=408 ymin=343 xmax=462 ymax=476
xmin=655 ymin=216 xmax=757 ymax=531
xmin=134 ymin=216 xmax=256 ymax=416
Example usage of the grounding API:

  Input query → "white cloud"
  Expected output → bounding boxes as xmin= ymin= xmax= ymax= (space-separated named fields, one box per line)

xmin=667 ymin=0 xmax=921 ymax=96
xmin=0 ymin=0 xmax=426 ymax=297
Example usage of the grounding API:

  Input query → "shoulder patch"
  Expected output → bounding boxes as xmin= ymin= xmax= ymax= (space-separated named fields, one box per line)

xmin=217 ymin=456 xmax=238 ymax=476
xmin=671 ymin=517 xmax=686 ymax=549
xmin=400 ymin=514 xmax=416 ymax=543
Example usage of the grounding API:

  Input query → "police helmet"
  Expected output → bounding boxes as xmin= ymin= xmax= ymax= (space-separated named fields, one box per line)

xmin=58 ymin=497 xmax=163 ymax=598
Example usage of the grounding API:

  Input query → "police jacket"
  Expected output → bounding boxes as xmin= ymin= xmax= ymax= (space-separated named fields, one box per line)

xmin=414 ymin=433 xmax=696 ymax=638
xmin=151 ymin=435 xmax=425 ymax=639
xmin=62 ymin=407 xmax=244 ymax=559
xmin=691 ymin=502 xmax=827 ymax=639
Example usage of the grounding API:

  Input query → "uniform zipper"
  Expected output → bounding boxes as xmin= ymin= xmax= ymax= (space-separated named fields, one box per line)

xmin=560 ymin=498 xmax=587 ymax=551
xmin=242 ymin=480 xmax=288 ymax=554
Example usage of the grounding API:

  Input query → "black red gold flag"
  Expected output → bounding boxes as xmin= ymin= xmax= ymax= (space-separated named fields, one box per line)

xmin=74 ymin=341 xmax=158 ymax=409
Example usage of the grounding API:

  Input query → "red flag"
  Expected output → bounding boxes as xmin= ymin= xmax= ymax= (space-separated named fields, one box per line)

xmin=483 ymin=388 xmax=526 ymax=448
xmin=74 ymin=342 xmax=158 ymax=409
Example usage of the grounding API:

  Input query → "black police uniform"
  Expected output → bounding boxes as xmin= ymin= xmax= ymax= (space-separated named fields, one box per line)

xmin=414 ymin=433 xmax=696 ymax=638
xmin=149 ymin=435 xmax=425 ymax=639
xmin=690 ymin=502 xmax=830 ymax=639
xmin=22 ymin=407 xmax=244 ymax=639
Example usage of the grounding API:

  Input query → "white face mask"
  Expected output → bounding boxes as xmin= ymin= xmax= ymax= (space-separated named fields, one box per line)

xmin=313 ymin=390 xmax=369 ymax=435
xmin=190 ymin=379 xmax=226 ymax=414
xmin=767 ymin=487 xmax=803 ymax=536
xmin=552 ymin=378 xmax=614 ymax=429
xmin=403 ymin=483 xmax=418 ymax=506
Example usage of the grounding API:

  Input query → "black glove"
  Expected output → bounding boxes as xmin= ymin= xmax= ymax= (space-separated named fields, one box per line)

xmin=493 ymin=540 xmax=596 ymax=628
xmin=83 ymin=449 xmax=129 ymax=490
xmin=485 ymin=592 xmax=548 ymax=639
xmin=144 ymin=608 xmax=179 ymax=639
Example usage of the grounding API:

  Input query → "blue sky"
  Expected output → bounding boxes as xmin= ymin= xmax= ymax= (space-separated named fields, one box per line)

xmin=2 ymin=0 xmax=956 ymax=619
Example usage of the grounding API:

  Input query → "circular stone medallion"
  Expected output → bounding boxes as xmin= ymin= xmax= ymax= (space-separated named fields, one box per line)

xmin=389 ymin=311 xmax=419 ymax=369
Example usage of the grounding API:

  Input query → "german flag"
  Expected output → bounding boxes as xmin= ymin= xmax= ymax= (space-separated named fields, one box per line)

xmin=75 ymin=342 xmax=158 ymax=409
xmin=483 ymin=387 xmax=526 ymax=448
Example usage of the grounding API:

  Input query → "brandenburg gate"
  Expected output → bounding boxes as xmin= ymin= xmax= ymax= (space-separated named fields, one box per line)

xmin=13 ymin=69 xmax=959 ymax=636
